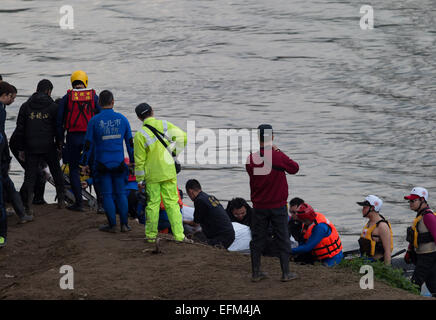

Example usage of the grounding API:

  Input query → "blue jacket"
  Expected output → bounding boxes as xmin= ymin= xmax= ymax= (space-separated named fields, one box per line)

xmin=80 ymin=108 xmax=134 ymax=169
xmin=291 ymin=223 xmax=343 ymax=266
xmin=56 ymin=92 xmax=100 ymax=143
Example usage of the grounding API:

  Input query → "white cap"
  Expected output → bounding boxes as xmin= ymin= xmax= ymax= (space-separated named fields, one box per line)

xmin=404 ymin=187 xmax=428 ymax=202
xmin=357 ymin=195 xmax=383 ymax=212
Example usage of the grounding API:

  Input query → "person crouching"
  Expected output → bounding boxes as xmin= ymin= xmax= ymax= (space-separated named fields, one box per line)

xmin=291 ymin=203 xmax=343 ymax=266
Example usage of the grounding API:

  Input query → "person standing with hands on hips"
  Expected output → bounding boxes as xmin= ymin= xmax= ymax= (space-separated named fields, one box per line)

xmin=246 ymin=124 xmax=299 ymax=282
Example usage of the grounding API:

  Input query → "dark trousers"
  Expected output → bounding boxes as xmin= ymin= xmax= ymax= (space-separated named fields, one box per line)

xmin=250 ymin=206 xmax=291 ymax=255
xmin=193 ymin=230 xmax=235 ymax=249
xmin=65 ymin=133 xmax=85 ymax=206
xmin=10 ymin=143 xmax=47 ymax=203
xmin=20 ymin=170 xmax=47 ymax=203
xmin=250 ymin=206 xmax=291 ymax=272
xmin=0 ymin=178 xmax=7 ymax=239
xmin=22 ymin=152 xmax=64 ymax=208
xmin=412 ymin=251 xmax=436 ymax=297
xmin=127 ymin=189 xmax=138 ymax=218
xmin=94 ymin=177 xmax=103 ymax=208
xmin=2 ymin=174 xmax=25 ymax=218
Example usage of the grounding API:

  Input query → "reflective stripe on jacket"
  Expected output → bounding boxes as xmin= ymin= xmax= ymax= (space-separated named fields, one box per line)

xmin=134 ymin=117 xmax=187 ymax=184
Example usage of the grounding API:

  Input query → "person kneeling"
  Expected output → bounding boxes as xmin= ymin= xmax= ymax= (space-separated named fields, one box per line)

xmin=291 ymin=203 xmax=343 ymax=267
xmin=185 ymin=179 xmax=235 ymax=249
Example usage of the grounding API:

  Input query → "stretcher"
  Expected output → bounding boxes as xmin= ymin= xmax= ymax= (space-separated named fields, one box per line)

xmin=46 ymin=167 xmax=98 ymax=210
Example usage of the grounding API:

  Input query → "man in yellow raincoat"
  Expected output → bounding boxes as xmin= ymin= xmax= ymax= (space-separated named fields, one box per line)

xmin=133 ymin=103 xmax=187 ymax=242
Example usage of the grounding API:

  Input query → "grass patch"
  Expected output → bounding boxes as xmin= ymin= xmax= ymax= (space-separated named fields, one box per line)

xmin=337 ymin=257 xmax=420 ymax=295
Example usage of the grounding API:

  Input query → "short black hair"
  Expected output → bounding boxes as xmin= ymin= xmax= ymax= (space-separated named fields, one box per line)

xmin=99 ymin=90 xmax=114 ymax=107
xmin=258 ymin=124 xmax=273 ymax=143
xmin=36 ymin=79 xmax=53 ymax=94
xmin=289 ymin=197 xmax=305 ymax=207
xmin=186 ymin=179 xmax=202 ymax=191
xmin=226 ymin=198 xmax=250 ymax=213
xmin=72 ymin=80 xmax=85 ymax=88
xmin=0 ymin=81 xmax=14 ymax=96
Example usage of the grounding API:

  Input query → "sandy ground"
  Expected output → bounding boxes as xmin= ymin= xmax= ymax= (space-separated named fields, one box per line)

xmin=0 ymin=204 xmax=429 ymax=300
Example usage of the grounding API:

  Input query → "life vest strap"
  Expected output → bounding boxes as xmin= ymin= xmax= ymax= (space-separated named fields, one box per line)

xmin=312 ymin=237 xmax=342 ymax=259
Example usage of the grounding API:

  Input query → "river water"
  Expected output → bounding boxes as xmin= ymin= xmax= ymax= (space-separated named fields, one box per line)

xmin=1 ymin=0 xmax=435 ymax=251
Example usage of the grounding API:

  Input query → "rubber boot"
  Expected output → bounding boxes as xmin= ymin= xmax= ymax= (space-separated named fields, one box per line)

xmin=250 ymin=249 xmax=268 ymax=282
xmin=280 ymin=253 xmax=298 ymax=282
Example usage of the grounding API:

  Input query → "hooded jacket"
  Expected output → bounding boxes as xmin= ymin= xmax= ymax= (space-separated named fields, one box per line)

xmin=15 ymin=92 xmax=59 ymax=154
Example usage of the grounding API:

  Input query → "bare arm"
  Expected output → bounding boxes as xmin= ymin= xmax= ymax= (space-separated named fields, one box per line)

xmin=378 ymin=223 xmax=392 ymax=265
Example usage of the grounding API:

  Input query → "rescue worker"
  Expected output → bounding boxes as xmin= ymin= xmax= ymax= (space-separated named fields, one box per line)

xmin=57 ymin=70 xmax=100 ymax=211
xmin=291 ymin=203 xmax=343 ymax=267
xmin=15 ymin=79 xmax=66 ymax=215
xmin=124 ymin=157 xmax=138 ymax=219
xmin=185 ymin=179 xmax=235 ymax=248
xmin=357 ymin=195 xmax=393 ymax=265
xmin=404 ymin=187 xmax=436 ymax=297
xmin=133 ymin=102 xmax=187 ymax=243
xmin=10 ymin=129 xmax=48 ymax=206
xmin=246 ymin=124 xmax=299 ymax=282
xmin=0 ymin=81 xmax=13 ymax=246
xmin=0 ymin=82 xmax=33 ymax=223
xmin=0 ymin=137 xmax=6 ymax=246
xmin=80 ymin=90 xmax=134 ymax=232
xmin=288 ymin=197 xmax=313 ymax=264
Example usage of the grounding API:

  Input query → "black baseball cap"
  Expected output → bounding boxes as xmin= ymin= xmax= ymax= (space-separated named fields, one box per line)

xmin=135 ymin=103 xmax=152 ymax=117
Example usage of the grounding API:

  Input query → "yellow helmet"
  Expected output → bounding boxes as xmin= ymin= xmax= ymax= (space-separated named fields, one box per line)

xmin=70 ymin=70 xmax=88 ymax=88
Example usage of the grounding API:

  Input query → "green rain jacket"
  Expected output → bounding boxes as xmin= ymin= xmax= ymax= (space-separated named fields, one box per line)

xmin=134 ymin=117 xmax=187 ymax=184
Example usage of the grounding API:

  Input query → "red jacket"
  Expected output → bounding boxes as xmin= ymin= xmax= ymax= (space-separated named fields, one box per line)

xmin=246 ymin=147 xmax=299 ymax=209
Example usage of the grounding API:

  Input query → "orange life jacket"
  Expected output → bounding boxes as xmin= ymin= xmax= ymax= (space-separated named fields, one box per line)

xmin=65 ymin=88 xmax=97 ymax=132
xmin=160 ymin=187 xmax=184 ymax=210
xmin=302 ymin=212 xmax=343 ymax=260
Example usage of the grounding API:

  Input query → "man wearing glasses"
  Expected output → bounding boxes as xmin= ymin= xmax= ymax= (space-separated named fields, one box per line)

xmin=404 ymin=187 xmax=436 ymax=297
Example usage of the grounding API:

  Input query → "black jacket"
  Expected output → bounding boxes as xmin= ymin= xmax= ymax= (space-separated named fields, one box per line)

xmin=15 ymin=92 xmax=59 ymax=154
xmin=193 ymin=191 xmax=235 ymax=241
xmin=0 ymin=103 xmax=12 ymax=176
